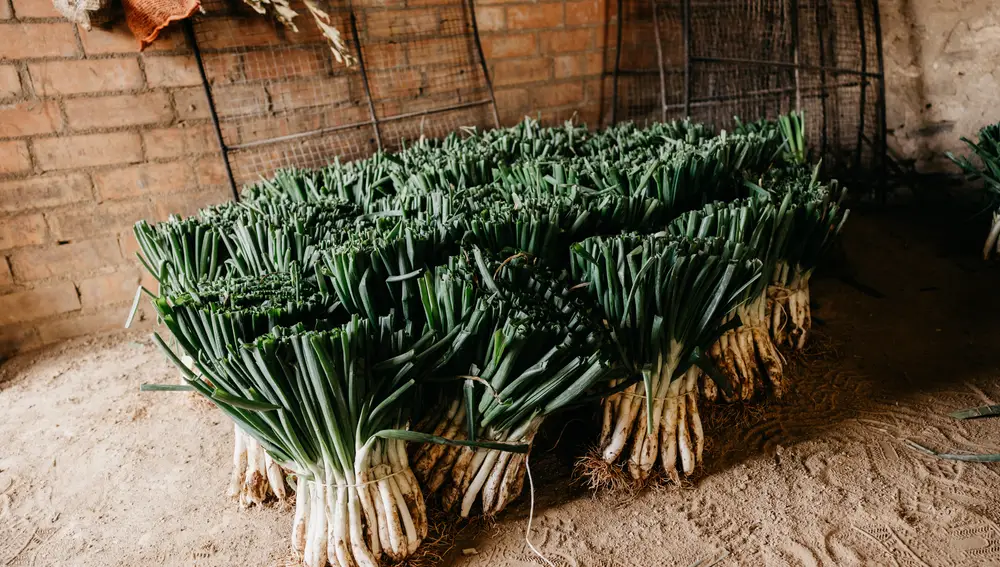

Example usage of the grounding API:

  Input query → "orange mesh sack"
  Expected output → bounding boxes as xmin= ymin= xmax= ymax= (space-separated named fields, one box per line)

xmin=122 ymin=0 xmax=201 ymax=49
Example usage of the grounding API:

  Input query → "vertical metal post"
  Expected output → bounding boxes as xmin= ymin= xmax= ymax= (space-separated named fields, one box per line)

xmin=349 ymin=11 xmax=383 ymax=150
xmin=467 ymin=0 xmax=501 ymax=128
xmin=682 ymin=0 xmax=692 ymax=118
xmin=854 ymin=0 xmax=868 ymax=172
xmin=815 ymin=0 xmax=829 ymax=160
xmin=789 ymin=0 xmax=801 ymax=111
xmin=183 ymin=20 xmax=239 ymax=202
xmin=650 ymin=0 xmax=667 ymax=122
xmin=611 ymin=0 xmax=623 ymax=125
xmin=872 ymin=0 xmax=888 ymax=203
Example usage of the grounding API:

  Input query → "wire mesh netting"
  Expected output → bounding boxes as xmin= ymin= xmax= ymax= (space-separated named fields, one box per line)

xmin=612 ymin=0 xmax=886 ymax=177
xmin=189 ymin=0 xmax=497 ymax=188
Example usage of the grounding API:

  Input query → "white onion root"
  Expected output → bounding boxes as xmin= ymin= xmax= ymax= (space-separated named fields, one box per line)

xmin=596 ymin=341 xmax=704 ymax=483
xmin=293 ymin=438 xmax=425 ymax=567
xmin=415 ymin=415 xmax=540 ymax=517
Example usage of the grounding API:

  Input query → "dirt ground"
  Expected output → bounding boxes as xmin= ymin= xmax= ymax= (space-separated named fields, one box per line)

xmin=3 ymin=207 xmax=1000 ymax=567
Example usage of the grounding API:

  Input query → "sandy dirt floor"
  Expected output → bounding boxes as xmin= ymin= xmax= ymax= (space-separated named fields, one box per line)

xmin=3 ymin=207 xmax=1000 ymax=567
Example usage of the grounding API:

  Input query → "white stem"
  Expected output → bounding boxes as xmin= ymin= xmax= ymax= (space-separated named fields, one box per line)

xmin=603 ymin=381 xmax=639 ymax=461
xmin=686 ymin=368 xmax=704 ymax=465
xmin=985 ymin=213 xmax=1000 ymax=259
xmin=265 ymin=454 xmax=287 ymax=500
xmin=303 ymin=480 xmax=328 ymax=567
xmin=229 ymin=424 xmax=247 ymax=498
xmin=293 ymin=475 xmax=309 ymax=556
xmin=677 ymin=375 xmax=694 ymax=475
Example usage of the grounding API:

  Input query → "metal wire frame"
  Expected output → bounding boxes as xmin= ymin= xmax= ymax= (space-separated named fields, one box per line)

xmin=184 ymin=0 xmax=500 ymax=194
xmin=610 ymin=0 xmax=888 ymax=189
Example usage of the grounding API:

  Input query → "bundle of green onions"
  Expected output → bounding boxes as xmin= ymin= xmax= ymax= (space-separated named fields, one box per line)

xmin=147 ymin=271 xmax=344 ymax=506
xmin=166 ymin=315 xmax=438 ymax=567
xmin=750 ymin=166 xmax=849 ymax=350
xmin=947 ymin=122 xmax=1000 ymax=259
xmin=571 ymin=235 xmax=762 ymax=481
xmin=667 ymin=198 xmax=787 ymax=401
xmin=413 ymin=251 xmax=613 ymax=516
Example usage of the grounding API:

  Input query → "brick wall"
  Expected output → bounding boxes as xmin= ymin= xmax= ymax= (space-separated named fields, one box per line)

xmin=0 ymin=5 xmax=231 ymax=357
xmin=0 ymin=0 xmax=614 ymax=358
xmin=477 ymin=0 xmax=612 ymax=125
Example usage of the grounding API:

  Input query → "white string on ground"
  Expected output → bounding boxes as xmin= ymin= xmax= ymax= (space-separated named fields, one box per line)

xmin=524 ymin=454 xmax=555 ymax=567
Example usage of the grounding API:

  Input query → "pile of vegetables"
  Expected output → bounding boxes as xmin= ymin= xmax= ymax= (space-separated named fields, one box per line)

xmin=131 ymin=114 xmax=848 ymax=566
xmin=947 ymin=123 xmax=1000 ymax=259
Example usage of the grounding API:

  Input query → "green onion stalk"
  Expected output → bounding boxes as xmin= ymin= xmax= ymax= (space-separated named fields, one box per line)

xmin=571 ymin=235 xmax=762 ymax=481
xmin=149 ymin=271 xmax=344 ymax=506
xmin=947 ymin=123 xmax=1000 ymax=259
xmin=668 ymin=198 xmax=788 ymax=401
xmin=749 ymin=166 xmax=849 ymax=350
xmin=412 ymin=251 xmax=613 ymax=516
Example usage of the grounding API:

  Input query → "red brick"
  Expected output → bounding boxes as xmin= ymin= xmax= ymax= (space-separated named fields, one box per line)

xmin=93 ymin=161 xmax=197 ymax=201
xmin=268 ymin=78 xmax=352 ymax=112
xmin=172 ymin=87 xmax=210 ymax=121
xmin=362 ymin=42 xmax=408 ymax=70
xmin=0 ymin=23 xmax=80 ymax=59
xmin=0 ymin=172 xmax=91 ymax=213
xmin=553 ymin=52 xmax=604 ymax=79
xmin=244 ymin=48 xmax=325 ymax=81
xmin=533 ymin=81 xmax=585 ymax=107
xmin=33 ymin=132 xmax=142 ymax=171
xmin=491 ymin=58 xmax=552 ymax=86
xmin=507 ymin=4 xmax=563 ymax=30
xmin=202 ymin=53 xmax=244 ymax=86
xmin=365 ymin=9 xmax=443 ymax=39
xmin=404 ymin=38 xmax=470 ymax=66
xmin=28 ymin=59 xmax=143 ymax=96
xmin=78 ymin=23 xmax=141 ymax=54
xmin=37 ymin=308 xmax=133 ymax=344
xmin=196 ymin=17 xmax=280 ymax=49
xmin=235 ymin=113 xmax=323 ymax=145
xmin=143 ymin=125 xmax=218 ymax=159
xmin=64 ymin=93 xmax=173 ymax=130
xmin=174 ymin=85 xmax=267 ymax=119
xmin=0 ymin=65 xmax=20 ymax=99
xmin=540 ymin=28 xmax=593 ymax=53
xmin=481 ymin=33 xmax=537 ymax=59
xmin=476 ymin=0 xmax=523 ymax=5
xmin=369 ymin=68 xmax=423 ymax=101
xmin=143 ymin=55 xmax=202 ymax=88
xmin=0 ymin=282 xmax=81 ymax=325
xmin=78 ymin=269 xmax=141 ymax=308
xmin=423 ymin=66 xmax=483 ymax=98
xmin=0 ymin=325 xmax=43 ymax=358
xmin=565 ymin=0 xmax=604 ymax=26
xmin=195 ymin=156 xmax=227 ymax=187
xmin=0 ymin=256 xmax=11 ymax=286
xmin=495 ymin=87 xmax=531 ymax=124
xmin=118 ymin=230 xmax=140 ymax=260
xmin=12 ymin=0 xmax=61 ymax=18
xmin=0 ymin=100 xmax=63 ymax=137
xmin=475 ymin=7 xmax=505 ymax=32
xmin=0 ymin=213 xmax=46 ymax=250
xmin=80 ymin=23 xmax=187 ymax=55
xmin=0 ymin=140 xmax=31 ymax=175
xmin=47 ymin=200 xmax=151 ymax=240
xmin=8 ymin=237 xmax=123 ymax=281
